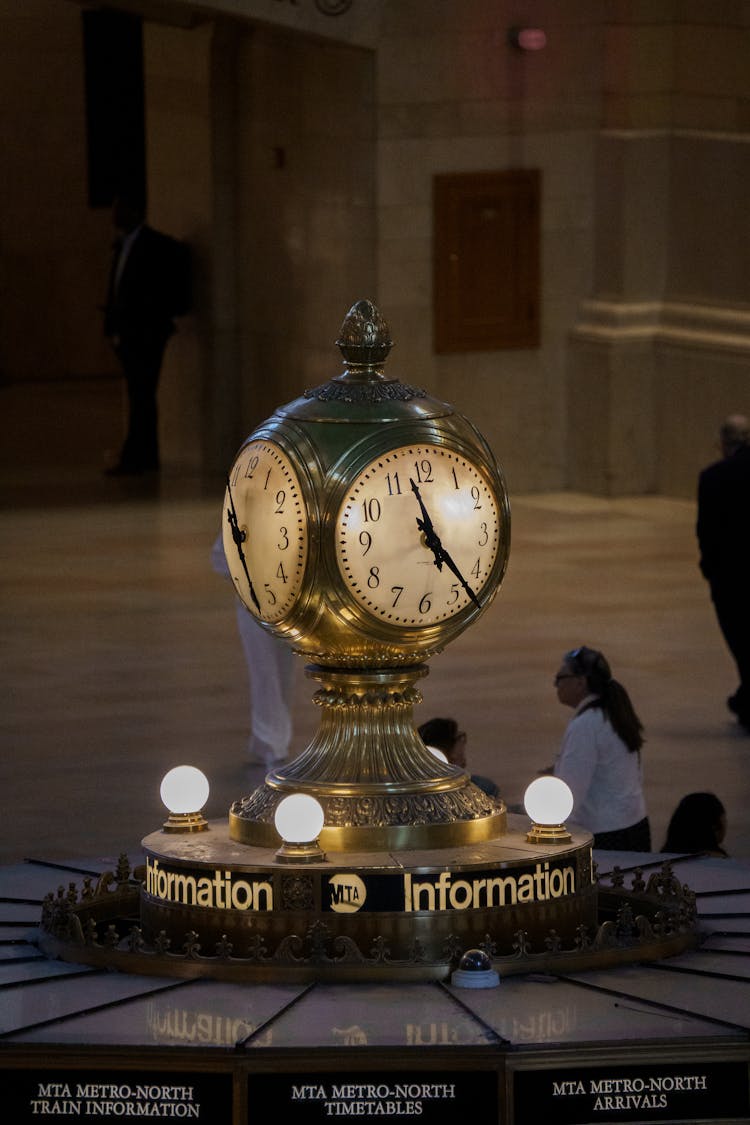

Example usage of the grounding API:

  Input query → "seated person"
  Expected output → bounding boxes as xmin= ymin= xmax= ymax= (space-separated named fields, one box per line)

xmin=418 ymin=717 xmax=499 ymax=798
xmin=662 ymin=792 xmax=728 ymax=857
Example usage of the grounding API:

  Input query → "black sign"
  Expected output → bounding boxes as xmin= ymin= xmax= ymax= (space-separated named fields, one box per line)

xmin=251 ymin=1071 xmax=497 ymax=1124
xmin=1 ymin=1068 xmax=233 ymax=1123
xmin=323 ymin=858 xmax=577 ymax=914
xmin=513 ymin=1060 xmax=749 ymax=1124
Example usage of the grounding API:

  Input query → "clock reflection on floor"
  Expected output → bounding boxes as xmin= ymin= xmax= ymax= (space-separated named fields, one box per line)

xmin=39 ymin=302 xmax=696 ymax=980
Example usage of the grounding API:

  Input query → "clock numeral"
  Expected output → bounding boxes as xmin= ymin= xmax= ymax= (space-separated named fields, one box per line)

xmin=470 ymin=558 xmax=481 ymax=580
xmin=418 ymin=592 xmax=432 ymax=614
xmin=451 ymin=467 xmax=460 ymax=490
xmin=470 ymin=485 xmax=482 ymax=510
xmin=478 ymin=521 xmax=489 ymax=547
xmin=231 ymin=462 xmax=242 ymax=487
xmin=277 ymin=562 xmax=288 ymax=584
xmin=359 ymin=530 xmax=372 ymax=555
xmin=264 ymin=584 xmax=277 ymax=605
xmin=244 ymin=455 xmax=260 ymax=479
xmin=275 ymin=489 xmax=286 ymax=514
xmin=391 ymin=586 xmax=404 ymax=607
xmin=448 ymin=583 xmax=460 ymax=605
xmin=413 ymin=459 xmax=433 ymax=484
xmin=367 ymin=566 xmax=380 ymax=589
xmin=362 ymin=498 xmax=381 ymax=523
xmin=386 ymin=471 xmax=402 ymax=496
xmin=263 ymin=467 xmax=272 ymax=490
xmin=278 ymin=526 xmax=289 ymax=550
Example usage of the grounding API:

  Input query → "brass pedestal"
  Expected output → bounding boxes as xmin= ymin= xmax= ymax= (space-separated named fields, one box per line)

xmin=229 ymin=664 xmax=505 ymax=851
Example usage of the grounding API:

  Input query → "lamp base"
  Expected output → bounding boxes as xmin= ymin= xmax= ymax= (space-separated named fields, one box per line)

xmin=274 ymin=840 xmax=327 ymax=864
xmin=162 ymin=812 xmax=208 ymax=834
xmin=526 ymin=822 xmax=572 ymax=845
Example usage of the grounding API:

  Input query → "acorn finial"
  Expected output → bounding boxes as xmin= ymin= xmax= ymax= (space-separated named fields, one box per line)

xmin=336 ymin=299 xmax=393 ymax=368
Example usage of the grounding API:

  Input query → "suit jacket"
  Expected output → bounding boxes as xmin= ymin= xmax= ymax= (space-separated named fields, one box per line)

xmin=696 ymin=444 xmax=750 ymax=584
xmin=105 ymin=225 xmax=187 ymax=346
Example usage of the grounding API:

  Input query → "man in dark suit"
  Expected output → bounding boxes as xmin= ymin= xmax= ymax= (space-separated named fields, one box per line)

xmin=104 ymin=191 xmax=189 ymax=475
xmin=697 ymin=414 xmax=750 ymax=731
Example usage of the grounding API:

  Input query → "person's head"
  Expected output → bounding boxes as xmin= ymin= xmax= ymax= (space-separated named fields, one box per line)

xmin=662 ymin=792 xmax=727 ymax=854
xmin=554 ymin=645 xmax=644 ymax=753
xmin=719 ymin=414 xmax=749 ymax=458
xmin=554 ymin=646 xmax=612 ymax=709
xmin=112 ymin=188 xmax=146 ymax=235
xmin=418 ymin=717 xmax=466 ymax=767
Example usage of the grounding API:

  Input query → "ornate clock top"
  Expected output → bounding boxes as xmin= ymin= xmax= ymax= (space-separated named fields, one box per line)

xmin=302 ymin=299 xmax=427 ymax=407
xmin=336 ymin=298 xmax=393 ymax=368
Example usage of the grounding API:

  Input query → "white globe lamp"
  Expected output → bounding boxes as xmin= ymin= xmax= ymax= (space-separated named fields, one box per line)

xmin=523 ymin=776 xmax=574 ymax=844
xmin=160 ymin=766 xmax=210 ymax=833
xmin=274 ymin=793 xmax=326 ymax=863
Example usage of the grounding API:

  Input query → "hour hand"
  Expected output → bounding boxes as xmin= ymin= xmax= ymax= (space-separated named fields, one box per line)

xmin=225 ymin=478 xmax=262 ymax=614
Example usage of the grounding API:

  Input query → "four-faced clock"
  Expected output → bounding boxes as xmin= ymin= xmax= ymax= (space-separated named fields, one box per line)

xmin=335 ymin=443 xmax=504 ymax=627
xmin=222 ymin=439 xmax=309 ymax=623
xmin=224 ymin=301 xmax=511 ymax=853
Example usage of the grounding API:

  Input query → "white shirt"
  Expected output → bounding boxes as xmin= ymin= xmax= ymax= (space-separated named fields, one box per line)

xmin=113 ymin=224 xmax=143 ymax=293
xmin=553 ymin=695 xmax=646 ymax=834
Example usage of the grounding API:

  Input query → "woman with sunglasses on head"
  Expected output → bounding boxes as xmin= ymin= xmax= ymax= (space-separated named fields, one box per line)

xmin=552 ymin=646 xmax=651 ymax=851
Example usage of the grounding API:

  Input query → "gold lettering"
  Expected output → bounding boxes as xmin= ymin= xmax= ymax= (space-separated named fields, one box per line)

xmin=517 ymin=874 xmax=534 ymax=901
xmin=485 ymin=876 xmax=517 ymax=906
xmin=196 ymin=877 xmax=213 ymax=906
xmin=411 ymin=880 xmax=436 ymax=911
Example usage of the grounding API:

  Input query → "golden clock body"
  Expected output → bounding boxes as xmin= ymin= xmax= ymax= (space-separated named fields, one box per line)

xmin=223 ymin=409 xmax=509 ymax=669
xmin=224 ymin=300 xmax=510 ymax=849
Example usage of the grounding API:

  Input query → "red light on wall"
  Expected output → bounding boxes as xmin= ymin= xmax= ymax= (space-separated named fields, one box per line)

xmin=507 ymin=27 xmax=547 ymax=51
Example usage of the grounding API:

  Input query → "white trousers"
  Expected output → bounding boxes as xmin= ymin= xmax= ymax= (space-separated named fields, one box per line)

xmin=211 ymin=534 xmax=296 ymax=765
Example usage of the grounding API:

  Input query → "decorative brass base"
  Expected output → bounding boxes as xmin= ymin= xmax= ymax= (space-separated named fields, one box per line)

xmin=229 ymin=664 xmax=506 ymax=850
xmin=37 ymin=840 xmax=699 ymax=983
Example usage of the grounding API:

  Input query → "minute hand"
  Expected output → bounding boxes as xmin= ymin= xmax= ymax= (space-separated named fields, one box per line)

xmin=409 ymin=478 xmax=481 ymax=608
xmin=225 ymin=476 xmax=262 ymax=614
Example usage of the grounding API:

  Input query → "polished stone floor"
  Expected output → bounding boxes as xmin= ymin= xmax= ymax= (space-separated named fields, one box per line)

xmin=2 ymin=470 xmax=749 ymax=865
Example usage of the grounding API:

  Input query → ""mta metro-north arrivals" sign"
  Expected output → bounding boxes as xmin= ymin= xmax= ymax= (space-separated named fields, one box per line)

xmin=513 ymin=1061 xmax=749 ymax=1123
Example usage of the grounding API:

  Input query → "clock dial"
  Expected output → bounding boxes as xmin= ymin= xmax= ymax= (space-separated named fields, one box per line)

xmin=336 ymin=444 xmax=504 ymax=627
xmin=223 ymin=440 xmax=308 ymax=623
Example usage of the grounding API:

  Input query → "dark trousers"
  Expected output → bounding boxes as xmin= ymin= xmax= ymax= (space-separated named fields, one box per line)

xmin=593 ymin=817 xmax=651 ymax=852
xmin=116 ymin=334 xmax=168 ymax=471
xmin=711 ymin=582 xmax=750 ymax=721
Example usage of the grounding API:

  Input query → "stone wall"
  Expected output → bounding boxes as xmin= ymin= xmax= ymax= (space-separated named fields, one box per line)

xmin=0 ymin=0 xmax=747 ymax=493
xmin=375 ymin=1 xmax=604 ymax=493
xmin=568 ymin=1 xmax=750 ymax=496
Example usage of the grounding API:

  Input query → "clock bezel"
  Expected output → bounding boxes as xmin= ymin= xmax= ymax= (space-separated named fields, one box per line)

xmin=223 ymin=426 xmax=321 ymax=631
xmin=326 ymin=422 xmax=510 ymax=645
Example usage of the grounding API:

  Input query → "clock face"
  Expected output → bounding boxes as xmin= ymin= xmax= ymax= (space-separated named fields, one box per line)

xmin=335 ymin=444 xmax=504 ymax=627
xmin=223 ymin=440 xmax=309 ymax=623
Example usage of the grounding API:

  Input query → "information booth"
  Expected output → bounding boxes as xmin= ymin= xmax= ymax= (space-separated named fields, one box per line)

xmin=1 ymin=850 xmax=749 ymax=1124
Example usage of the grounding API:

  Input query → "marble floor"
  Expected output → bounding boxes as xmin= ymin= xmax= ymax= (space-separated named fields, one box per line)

xmin=2 ymin=470 xmax=749 ymax=865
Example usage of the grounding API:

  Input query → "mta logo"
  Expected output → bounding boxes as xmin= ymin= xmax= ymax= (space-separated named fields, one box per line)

xmin=327 ymin=873 xmax=367 ymax=913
